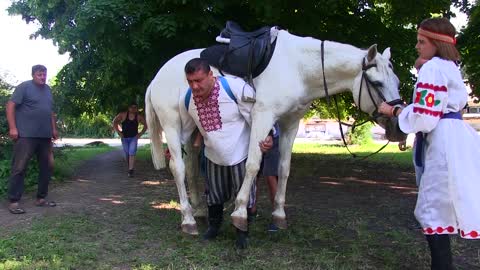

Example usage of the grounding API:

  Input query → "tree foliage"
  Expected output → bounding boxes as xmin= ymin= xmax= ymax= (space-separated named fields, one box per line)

xmin=458 ymin=1 xmax=480 ymax=98
xmin=7 ymin=0 xmax=473 ymax=119
xmin=0 ymin=76 xmax=13 ymax=144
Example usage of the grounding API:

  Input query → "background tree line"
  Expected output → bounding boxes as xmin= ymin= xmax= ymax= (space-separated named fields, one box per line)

xmin=4 ymin=0 xmax=479 ymax=124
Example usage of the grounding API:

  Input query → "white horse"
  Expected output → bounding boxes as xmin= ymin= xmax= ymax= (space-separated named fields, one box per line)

xmin=145 ymin=29 xmax=405 ymax=234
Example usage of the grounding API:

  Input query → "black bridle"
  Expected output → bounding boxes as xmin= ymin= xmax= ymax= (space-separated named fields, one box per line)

xmin=320 ymin=41 xmax=403 ymax=158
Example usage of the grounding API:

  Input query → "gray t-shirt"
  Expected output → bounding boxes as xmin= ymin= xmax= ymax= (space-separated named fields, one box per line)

xmin=10 ymin=80 xmax=53 ymax=138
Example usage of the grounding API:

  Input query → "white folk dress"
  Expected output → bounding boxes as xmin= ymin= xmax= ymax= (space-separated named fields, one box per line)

xmin=398 ymin=57 xmax=480 ymax=239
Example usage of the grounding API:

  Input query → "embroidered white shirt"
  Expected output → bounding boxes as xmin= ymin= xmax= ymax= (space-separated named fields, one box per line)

xmin=181 ymin=76 xmax=255 ymax=166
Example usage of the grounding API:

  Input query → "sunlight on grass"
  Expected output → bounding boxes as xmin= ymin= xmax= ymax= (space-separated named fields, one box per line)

xmin=151 ymin=200 xmax=181 ymax=210
xmin=138 ymin=141 xmax=412 ymax=168
xmin=293 ymin=141 xmax=413 ymax=168
xmin=141 ymin=179 xmax=172 ymax=186
xmin=99 ymin=197 xmax=126 ymax=204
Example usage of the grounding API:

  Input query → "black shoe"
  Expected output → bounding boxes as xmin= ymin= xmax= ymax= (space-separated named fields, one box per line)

xmin=202 ymin=226 xmax=219 ymax=241
xmin=267 ymin=223 xmax=279 ymax=232
xmin=128 ymin=169 xmax=134 ymax=177
xmin=235 ymin=229 xmax=249 ymax=249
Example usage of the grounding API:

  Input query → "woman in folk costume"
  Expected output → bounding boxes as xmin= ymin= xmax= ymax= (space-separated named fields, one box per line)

xmin=379 ymin=17 xmax=480 ymax=270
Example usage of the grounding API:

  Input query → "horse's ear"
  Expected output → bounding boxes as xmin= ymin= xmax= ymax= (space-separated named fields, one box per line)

xmin=367 ymin=44 xmax=378 ymax=62
xmin=382 ymin=47 xmax=391 ymax=60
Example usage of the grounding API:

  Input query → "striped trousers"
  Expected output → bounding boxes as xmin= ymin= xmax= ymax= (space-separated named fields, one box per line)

xmin=205 ymin=158 xmax=256 ymax=207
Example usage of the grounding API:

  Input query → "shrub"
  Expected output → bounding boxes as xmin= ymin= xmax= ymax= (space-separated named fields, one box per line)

xmin=347 ymin=122 xmax=373 ymax=145
xmin=0 ymin=89 xmax=11 ymax=144
xmin=60 ymin=113 xmax=114 ymax=138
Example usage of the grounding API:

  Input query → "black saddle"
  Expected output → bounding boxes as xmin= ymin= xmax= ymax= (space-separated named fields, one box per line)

xmin=220 ymin=21 xmax=272 ymax=39
xmin=200 ymin=21 xmax=277 ymax=83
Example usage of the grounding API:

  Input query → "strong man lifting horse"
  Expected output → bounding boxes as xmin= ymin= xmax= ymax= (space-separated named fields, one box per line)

xmin=145 ymin=23 xmax=406 ymax=240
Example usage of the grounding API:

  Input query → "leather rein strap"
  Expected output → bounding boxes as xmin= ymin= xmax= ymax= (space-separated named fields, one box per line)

xmin=320 ymin=41 xmax=398 ymax=159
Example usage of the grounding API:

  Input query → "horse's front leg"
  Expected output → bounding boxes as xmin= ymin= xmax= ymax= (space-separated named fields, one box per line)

xmin=164 ymin=129 xmax=198 ymax=235
xmin=231 ymin=115 xmax=274 ymax=231
xmin=272 ymin=118 xmax=300 ymax=229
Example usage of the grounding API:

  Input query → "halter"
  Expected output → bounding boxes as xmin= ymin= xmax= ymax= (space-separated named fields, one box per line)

xmin=359 ymin=58 xmax=404 ymax=120
xmin=320 ymin=41 xmax=404 ymax=158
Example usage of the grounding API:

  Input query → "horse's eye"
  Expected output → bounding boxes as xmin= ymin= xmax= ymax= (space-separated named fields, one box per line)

xmin=388 ymin=63 xmax=393 ymax=70
xmin=372 ymin=81 xmax=384 ymax=88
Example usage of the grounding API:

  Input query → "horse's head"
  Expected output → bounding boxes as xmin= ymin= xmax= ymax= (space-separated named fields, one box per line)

xmin=352 ymin=44 xmax=407 ymax=142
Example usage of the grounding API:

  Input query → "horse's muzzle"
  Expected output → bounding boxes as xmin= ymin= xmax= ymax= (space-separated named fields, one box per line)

xmin=373 ymin=99 xmax=408 ymax=142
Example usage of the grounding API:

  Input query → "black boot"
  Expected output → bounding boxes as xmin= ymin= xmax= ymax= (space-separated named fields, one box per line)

xmin=426 ymin=234 xmax=453 ymax=270
xmin=247 ymin=207 xmax=257 ymax=223
xmin=235 ymin=228 xmax=249 ymax=249
xmin=203 ymin=204 xmax=223 ymax=241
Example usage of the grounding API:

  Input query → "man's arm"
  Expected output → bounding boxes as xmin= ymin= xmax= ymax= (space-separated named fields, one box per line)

xmin=137 ymin=115 xmax=148 ymax=138
xmin=51 ymin=112 xmax=58 ymax=140
xmin=112 ymin=113 xmax=125 ymax=138
xmin=6 ymin=100 xmax=18 ymax=140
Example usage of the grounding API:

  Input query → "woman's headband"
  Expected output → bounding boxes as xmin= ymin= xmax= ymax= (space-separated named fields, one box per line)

xmin=418 ymin=28 xmax=456 ymax=45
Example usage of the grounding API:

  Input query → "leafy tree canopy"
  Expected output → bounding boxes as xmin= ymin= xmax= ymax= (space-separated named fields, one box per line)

xmin=458 ymin=2 xmax=480 ymax=100
xmin=0 ymin=75 xmax=13 ymax=143
xmin=7 ymin=0 xmax=473 ymax=119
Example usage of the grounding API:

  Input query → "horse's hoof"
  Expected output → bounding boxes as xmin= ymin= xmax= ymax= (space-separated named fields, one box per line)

xmin=273 ymin=216 xmax=288 ymax=229
xmin=235 ymin=229 xmax=249 ymax=249
xmin=231 ymin=216 xmax=248 ymax=232
xmin=181 ymin=223 xmax=199 ymax=235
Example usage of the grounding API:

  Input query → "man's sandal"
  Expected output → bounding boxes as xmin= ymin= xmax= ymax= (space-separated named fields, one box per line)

xmin=35 ymin=200 xmax=56 ymax=207
xmin=8 ymin=206 xmax=26 ymax=214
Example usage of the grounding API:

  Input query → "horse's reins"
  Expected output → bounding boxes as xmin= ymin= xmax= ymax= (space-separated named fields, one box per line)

xmin=320 ymin=41 xmax=402 ymax=159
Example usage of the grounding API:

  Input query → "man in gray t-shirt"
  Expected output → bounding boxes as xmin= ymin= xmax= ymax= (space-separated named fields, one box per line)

xmin=6 ymin=64 xmax=58 ymax=214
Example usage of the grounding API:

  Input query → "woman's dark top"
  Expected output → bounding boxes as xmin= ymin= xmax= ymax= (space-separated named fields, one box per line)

xmin=121 ymin=111 xmax=139 ymax=138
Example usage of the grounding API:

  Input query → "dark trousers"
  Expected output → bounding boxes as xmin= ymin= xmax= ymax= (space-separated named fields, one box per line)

xmin=8 ymin=138 xmax=52 ymax=203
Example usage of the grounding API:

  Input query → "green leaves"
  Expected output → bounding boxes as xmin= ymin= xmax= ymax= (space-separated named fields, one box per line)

xmin=458 ymin=2 xmax=480 ymax=97
xmin=6 ymin=0 xmax=475 ymax=119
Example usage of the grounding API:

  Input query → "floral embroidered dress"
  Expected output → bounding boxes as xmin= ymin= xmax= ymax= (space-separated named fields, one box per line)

xmin=184 ymin=76 xmax=255 ymax=166
xmin=398 ymin=57 xmax=480 ymax=239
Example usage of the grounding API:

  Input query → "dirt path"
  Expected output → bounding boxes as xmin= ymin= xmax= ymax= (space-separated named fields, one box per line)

xmin=0 ymin=149 xmax=173 ymax=229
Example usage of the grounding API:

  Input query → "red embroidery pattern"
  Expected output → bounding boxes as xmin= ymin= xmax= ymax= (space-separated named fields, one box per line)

xmin=425 ymin=93 xmax=435 ymax=107
xmin=461 ymin=230 xmax=480 ymax=239
xmin=422 ymin=227 xmax=480 ymax=238
xmin=193 ymin=79 xmax=222 ymax=132
xmin=416 ymin=82 xmax=447 ymax=92
xmin=423 ymin=226 xmax=455 ymax=234
xmin=415 ymin=92 xmax=422 ymax=103
xmin=413 ymin=107 xmax=443 ymax=117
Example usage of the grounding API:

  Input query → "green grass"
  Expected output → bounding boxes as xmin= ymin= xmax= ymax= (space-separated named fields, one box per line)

xmin=53 ymin=145 xmax=114 ymax=178
xmin=0 ymin=216 xmax=101 ymax=270
xmin=135 ymin=144 xmax=151 ymax=161
xmin=0 ymin=200 xmax=432 ymax=270
xmin=1 ymin=142 xmax=477 ymax=269
xmin=293 ymin=141 xmax=412 ymax=168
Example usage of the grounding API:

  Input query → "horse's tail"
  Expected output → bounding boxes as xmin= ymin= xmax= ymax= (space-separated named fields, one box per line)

xmin=145 ymin=85 xmax=166 ymax=169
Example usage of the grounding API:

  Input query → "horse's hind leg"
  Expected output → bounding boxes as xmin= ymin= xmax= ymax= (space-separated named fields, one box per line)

xmin=164 ymin=128 xmax=198 ymax=235
xmin=183 ymin=136 xmax=206 ymax=219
